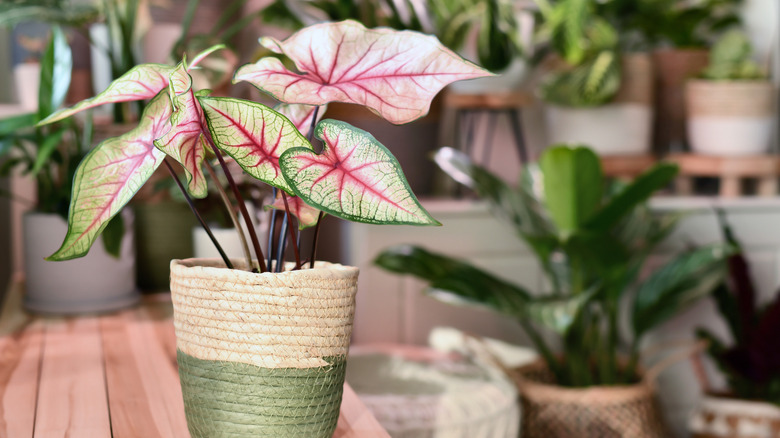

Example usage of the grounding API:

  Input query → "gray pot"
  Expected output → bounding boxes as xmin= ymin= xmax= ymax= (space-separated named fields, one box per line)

xmin=22 ymin=212 xmax=139 ymax=314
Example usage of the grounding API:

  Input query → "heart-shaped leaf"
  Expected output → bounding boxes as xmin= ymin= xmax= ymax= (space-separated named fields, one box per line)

xmin=153 ymin=64 xmax=208 ymax=198
xmin=47 ymin=93 xmax=173 ymax=261
xmin=279 ymin=119 xmax=439 ymax=226
xmin=235 ymin=20 xmax=493 ymax=125
xmin=199 ymin=96 xmax=312 ymax=193
xmin=275 ymin=103 xmax=326 ymax=135
xmin=40 ymin=63 xmax=173 ymax=125
xmin=265 ymin=194 xmax=322 ymax=229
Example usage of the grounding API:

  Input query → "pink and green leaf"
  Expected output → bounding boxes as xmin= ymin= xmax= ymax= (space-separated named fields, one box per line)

xmin=275 ymin=103 xmax=326 ymax=135
xmin=234 ymin=20 xmax=493 ymax=125
xmin=265 ymin=194 xmax=322 ymax=229
xmin=47 ymin=93 xmax=173 ymax=261
xmin=153 ymin=64 xmax=208 ymax=198
xmin=40 ymin=63 xmax=173 ymax=125
xmin=279 ymin=119 xmax=439 ymax=226
xmin=199 ymin=96 xmax=312 ymax=193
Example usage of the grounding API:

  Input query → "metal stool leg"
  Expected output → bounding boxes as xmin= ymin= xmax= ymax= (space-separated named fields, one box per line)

xmin=481 ymin=111 xmax=499 ymax=166
xmin=509 ymin=108 xmax=528 ymax=164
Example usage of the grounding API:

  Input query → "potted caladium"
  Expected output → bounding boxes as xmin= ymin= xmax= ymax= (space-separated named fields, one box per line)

xmin=40 ymin=20 xmax=491 ymax=437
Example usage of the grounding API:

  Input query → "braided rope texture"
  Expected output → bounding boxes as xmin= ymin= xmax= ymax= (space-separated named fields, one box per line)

xmin=169 ymin=258 xmax=359 ymax=437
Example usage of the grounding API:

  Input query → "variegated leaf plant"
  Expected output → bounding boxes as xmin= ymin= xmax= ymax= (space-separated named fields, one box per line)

xmin=41 ymin=20 xmax=492 ymax=271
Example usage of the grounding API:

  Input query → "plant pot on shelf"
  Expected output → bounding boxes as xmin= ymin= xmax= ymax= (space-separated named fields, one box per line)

xmin=134 ymin=202 xmax=195 ymax=292
xmin=512 ymin=360 xmax=669 ymax=438
xmin=689 ymin=394 xmax=780 ymax=438
xmin=652 ymin=49 xmax=710 ymax=154
xmin=169 ymin=258 xmax=359 ymax=437
xmin=545 ymin=53 xmax=655 ymax=156
xmin=22 ymin=211 xmax=138 ymax=314
xmin=685 ymin=80 xmax=776 ymax=156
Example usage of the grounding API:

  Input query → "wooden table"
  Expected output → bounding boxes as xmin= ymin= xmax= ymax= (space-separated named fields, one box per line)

xmin=0 ymin=278 xmax=390 ymax=438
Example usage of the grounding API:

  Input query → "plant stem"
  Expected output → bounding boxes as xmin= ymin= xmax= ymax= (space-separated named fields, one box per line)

xmin=307 ymin=106 xmax=320 ymax=145
xmin=204 ymin=161 xmax=254 ymax=271
xmin=519 ymin=319 xmax=561 ymax=380
xmin=309 ymin=211 xmax=325 ymax=269
xmin=267 ymin=188 xmax=278 ymax=270
xmin=275 ymin=214 xmax=288 ymax=273
xmin=204 ymin=133 xmax=267 ymax=272
xmin=164 ymin=160 xmax=233 ymax=270
xmin=281 ymin=192 xmax=301 ymax=269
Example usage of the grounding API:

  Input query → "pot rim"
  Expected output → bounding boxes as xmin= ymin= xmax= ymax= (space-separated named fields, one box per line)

xmin=171 ymin=257 xmax=359 ymax=281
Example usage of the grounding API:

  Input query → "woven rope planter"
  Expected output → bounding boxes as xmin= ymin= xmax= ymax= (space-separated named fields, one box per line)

xmin=511 ymin=361 xmax=669 ymax=438
xmin=170 ymin=258 xmax=359 ymax=438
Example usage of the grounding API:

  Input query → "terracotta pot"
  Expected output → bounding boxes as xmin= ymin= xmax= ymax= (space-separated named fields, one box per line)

xmin=689 ymin=394 xmax=780 ymax=438
xmin=685 ymin=80 xmax=776 ymax=156
xmin=652 ymin=49 xmax=710 ymax=154
xmin=169 ymin=258 xmax=359 ymax=437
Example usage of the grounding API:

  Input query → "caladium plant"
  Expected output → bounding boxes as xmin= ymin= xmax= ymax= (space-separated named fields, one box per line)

xmin=41 ymin=20 xmax=492 ymax=273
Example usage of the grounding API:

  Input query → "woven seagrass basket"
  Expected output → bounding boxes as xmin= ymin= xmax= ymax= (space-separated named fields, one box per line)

xmin=169 ymin=258 xmax=359 ymax=438
xmin=512 ymin=360 xmax=669 ymax=438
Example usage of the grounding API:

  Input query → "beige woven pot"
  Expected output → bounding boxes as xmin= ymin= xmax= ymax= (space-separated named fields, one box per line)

xmin=685 ymin=80 xmax=776 ymax=156
xmin=511 ymin=360 xmax=669 ymax=438
xmin=169 ymin=258 xmax=359 ymax=438
xmin=690 ymin=394 xmax=780 ymax=438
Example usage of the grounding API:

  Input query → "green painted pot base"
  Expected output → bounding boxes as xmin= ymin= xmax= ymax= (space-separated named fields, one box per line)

xmin=177 ymin=350 xmax=346 ymax=437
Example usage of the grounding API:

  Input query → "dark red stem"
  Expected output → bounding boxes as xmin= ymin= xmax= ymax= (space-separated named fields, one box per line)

xmin=281 ymin=192 xmax=302 ymax=269
xmin=164 ymin=160 xmax=233 ymax=270
xmin=309 ymin=211 xmax=325 ymax=269
xmin=204 ymin=133 xmax=267 ymax=273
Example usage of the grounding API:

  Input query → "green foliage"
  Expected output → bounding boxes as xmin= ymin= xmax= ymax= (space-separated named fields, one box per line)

xmin=0 ymin=27 xmax=124 ymax=256
xmin=699 ymin=213 xmax=780 ymax=404
xmin=376 ymin=145 xmax=732 ymax=387
xmin=535 ymin=0 xmax=622 ymax=106
xmin=700 ymin=30 xmax=766 ymax=80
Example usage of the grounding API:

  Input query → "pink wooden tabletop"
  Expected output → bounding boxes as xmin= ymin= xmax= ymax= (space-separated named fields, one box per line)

xmin=0 ymin=279 xmax=390 ymax=438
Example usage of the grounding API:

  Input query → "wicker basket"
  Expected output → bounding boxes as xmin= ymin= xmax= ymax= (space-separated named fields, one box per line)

xmin=511 ymin=360 xmax=669 ymax=438
xmin=169 ymin=258 xmax=359 ymax=438
xmin=689 ymin=394 xmax=780 ymax=438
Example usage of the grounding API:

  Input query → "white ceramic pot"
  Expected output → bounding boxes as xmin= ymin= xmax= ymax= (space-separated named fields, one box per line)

xmin=13 ymin=63 xmax=40 ymax=111
xmin=545 ymin=103 xmax=653 ymax=155
xmin=544 ymin=53 xmax=655 ymax=156
xmin=689 ymin=394 xmax=780 ymax=437
xmin=23 ymin=212 xmax=139 ymax=314
xmin=685 ymin=80 xmax=776 ymax=156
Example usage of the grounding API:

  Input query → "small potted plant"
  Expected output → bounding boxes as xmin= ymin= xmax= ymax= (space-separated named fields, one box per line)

xmin=376 ymin=145 xmax=732 ymax=436
xmin=685 ymin=30 xmax=775 ymax=156
xmin=0 ymin=27 xmax=137 ymax=314
xmin=535 ymin=0 xmax=654 ymax=156
xmin=689 ymin=211 xmax=780 ymax=438
xmin=39 ymin=20 xmax=491 ymax=437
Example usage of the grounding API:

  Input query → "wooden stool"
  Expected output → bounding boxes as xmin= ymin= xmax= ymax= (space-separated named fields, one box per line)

xmin=667 ymin=154 xmax=780 ymax=197
xmin=444 ymin=91 xmax=534 ymax=166
xmin=600 ymin=155 xmax=657 ymax=181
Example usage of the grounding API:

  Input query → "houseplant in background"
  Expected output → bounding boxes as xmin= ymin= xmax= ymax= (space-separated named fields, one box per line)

xmin=39 ymin=20 xmax=491 ymax=437
xmin=689 ymin=212 xmax=780 ymax=437
xmin=685 ymin=30 xmax=775 ymax=156
xmin=0 ymin=27 xmax=137 ymax=314
xmin=376 ymin=145 xmax=732 ymax=436
xmin=534 ymin=0 xmax=655 ymax=155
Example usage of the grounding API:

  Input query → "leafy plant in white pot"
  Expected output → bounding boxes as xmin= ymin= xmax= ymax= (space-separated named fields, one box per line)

xmin=685 ymin=30 xmax=775 ymax=156
xmin=0 ymin=27 xmax=137 ymax=314
xmin=536 ymin=0 xmax=654 ymax=156
xmin=39 ymin=20 xmax=491 ymax=437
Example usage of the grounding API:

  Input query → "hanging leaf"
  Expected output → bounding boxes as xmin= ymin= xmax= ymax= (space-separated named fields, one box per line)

xmin=235 ymin=20 xmax=493 ymax=125
xmin=279 ymin=119 xmax=438 ymax=226
xmin=199 ymin=96 xmax=312 ymax=193
xmin=46 ymin=93 xmax=173 ymax=261
xmin=40 ymin=63 xmax=173 ymax=125
xmin=275 ymin=103 xmax=326 ymax=135
xmin=264 ymin=194 xmax=322 ymax=229
xmin=153 ymin=64 xmax=208 ymax=198
xmin=38 ymin=26 xmax=72 ymax=121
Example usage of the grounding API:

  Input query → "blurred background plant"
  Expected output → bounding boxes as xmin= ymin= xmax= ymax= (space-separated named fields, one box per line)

xmin=377 ymin=145 xmax=732 ymax=387
xmin=697 ymin=211 xmax=780 ymax=404
xmin=698 ymin=29 xmax=766 ymax=80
